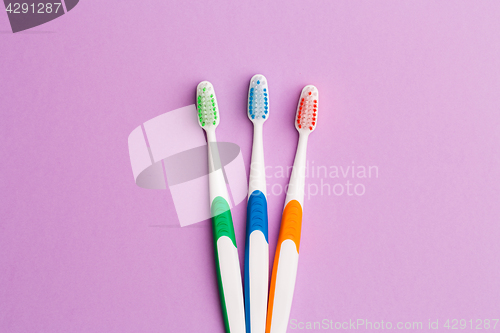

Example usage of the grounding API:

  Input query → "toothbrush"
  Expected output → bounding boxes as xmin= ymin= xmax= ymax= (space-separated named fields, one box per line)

xmin=196 ymin=81 xmax=246 ymax=333
xmin=266 ymin=85 xmax=319 ymax=333
xmin=245 ymin=74 xmax=270 ymax=333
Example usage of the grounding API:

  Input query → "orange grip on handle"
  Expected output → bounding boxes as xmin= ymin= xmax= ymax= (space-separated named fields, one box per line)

xmin=266 ymin=200 xmax=303 ymax=332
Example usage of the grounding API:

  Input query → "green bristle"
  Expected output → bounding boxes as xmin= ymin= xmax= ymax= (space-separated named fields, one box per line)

xmin=196 ymin=81 xmax=219 ymax=127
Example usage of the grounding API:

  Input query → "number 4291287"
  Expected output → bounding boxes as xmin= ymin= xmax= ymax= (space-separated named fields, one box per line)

xmin=6 ymin=3 xmax=62 ymax=14
xmin=444 ymin=319 xmax=499 ymax=330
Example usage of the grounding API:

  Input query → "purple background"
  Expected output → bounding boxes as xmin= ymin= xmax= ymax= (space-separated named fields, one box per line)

xmin=1 ymin=1 xmax=499 ymax=332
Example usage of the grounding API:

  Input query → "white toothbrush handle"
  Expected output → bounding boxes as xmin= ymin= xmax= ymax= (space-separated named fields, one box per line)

xmin=267 ymin=133 xmax=308 ymax=333
xmin=206 ymin=130 xmax=246 ymax=333
xmin=207 ymin=131 xmax=231 ymax=203
xmin=284 ymin=133 xmax=308 ymax=206
xmin=245 ymin=123 xmax=269 ymax=333
xmin=248 ymin=124 xmax=267 ymax=197
xmin=215 ymin=236 xmax=246 ymax=333
xmin=246 ymin=229 xmax=269 ymax=332
xmin=267 ymin=239 xmax=300 ymax=333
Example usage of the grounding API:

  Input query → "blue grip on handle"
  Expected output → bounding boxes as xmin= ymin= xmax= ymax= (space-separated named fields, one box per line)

xmin=244 ymin=190 xmax=269 ymax=333
xmin=246 ymin=190 xmax=269 ymax=241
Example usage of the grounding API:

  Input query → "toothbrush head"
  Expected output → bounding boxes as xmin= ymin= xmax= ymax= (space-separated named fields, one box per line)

xmin=295 ymin=85 xmax=318 ymax=133
xmin=196 ymin=81 xmax=219 ymax=129
xmin=248 ymin=74 xmax=269 ymax=123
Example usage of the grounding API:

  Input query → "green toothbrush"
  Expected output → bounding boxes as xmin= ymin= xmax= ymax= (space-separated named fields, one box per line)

xmin=196 ymin=81 xmax=246 ymax=333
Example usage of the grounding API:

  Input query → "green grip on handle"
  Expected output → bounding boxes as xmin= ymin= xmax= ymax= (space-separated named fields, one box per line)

xmin=211 ymin=196 xmax=237 ymax=246
xmin=211 ymin=196 xmax=237 ymax=333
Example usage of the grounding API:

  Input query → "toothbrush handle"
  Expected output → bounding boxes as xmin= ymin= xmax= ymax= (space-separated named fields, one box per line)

xmin=244 ymin=190 xmax=269 ymax=333
xmin=266 ymin=200 xmax=303 ymax=333
xmin=212 ymin=196 xmax=246 ymax=333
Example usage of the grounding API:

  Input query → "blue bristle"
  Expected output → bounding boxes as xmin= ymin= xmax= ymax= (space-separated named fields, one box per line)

xmin=257 ymin=80 xmax=260 ymax=84
xmin=262 ymin=115 xmax=266 ymax=119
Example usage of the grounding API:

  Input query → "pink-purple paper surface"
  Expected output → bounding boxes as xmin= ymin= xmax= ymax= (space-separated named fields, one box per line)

xmin=1 ymin=1 xmax=499 ymax=332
